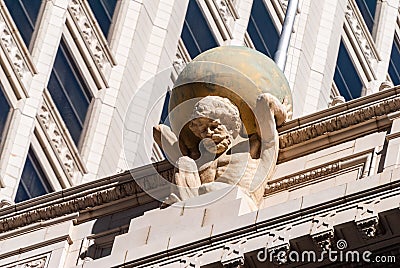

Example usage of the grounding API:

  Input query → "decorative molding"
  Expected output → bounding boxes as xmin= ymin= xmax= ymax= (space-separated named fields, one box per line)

xmin=0 ymin=167 xmax=173 ymax=233
xmin=0 ymin=199 xmax=13 ymax=208
xmin=215 ymin=0 xmax=229 ymax=22
xmin=215 ymin=0 xmax=239 ymax=23
xmin=172 ymin=40 xmax=191 ymax=80
xmin=243 ymin=32 xmax=254 ymax=48
xmin=0 ymin=3 xmax=36 ymax=95
xmin=227 ymin=0 xmax=240 ymax=19
xmin=329 ymin=96 xmax=346 ymax=107
xmin=68 ymin=0 xmax=115 ymax=74
xmin=221 ymin=238 xmax=246 ymax=267
xmin=151 ymin=142 xmax=165 ymax=163
xmin=0 ymin=12 xmax=29 ymax=79
xmin=180 ymin=251 xmax=203 ymax=268
xmin=203 ymin=0 xmax=233 ymax=41
xmin=279 ymin=96 xmax=400 ymax=149
xmin=355 ymin=199 xmax=380 ymax=238
xmin=172 ymin=54 xmax=186 ymax=75
xmin=266 ymin=227 xmax=291 ymax=265
xmin=344 ymin=0 xmax=379 ymax=66
xmin=266 ymin=162 xmax=341 ymax=194
xmin=310 ymin=213 xmax=335 ymax=251
xmin=271 ymin=0 xmax=288 ymax=24
xmin=4 ymin=255 xmax=48 ymax=268
xmin=279 ymin=0 xmax=289 ymax=12
xmin=266 ymin=151 xmax=375 ymax=195
xmin=37 ymin=94 xmax=85 ymax=185
xmin=380 ymin=81 xmax=394 ymax=91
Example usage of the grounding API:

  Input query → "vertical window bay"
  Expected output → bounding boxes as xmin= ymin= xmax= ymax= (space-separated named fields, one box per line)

xmin=15 ymin=147 xmax=53 ymax=203
xmin=47 ymin=39 xmax=92 ymax=146
xmin=5 ymin=0 xmax=42 ymax=48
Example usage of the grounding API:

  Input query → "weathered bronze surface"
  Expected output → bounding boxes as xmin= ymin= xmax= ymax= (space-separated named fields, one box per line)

xmin=169 ymin=46 xmax=292 ymax=136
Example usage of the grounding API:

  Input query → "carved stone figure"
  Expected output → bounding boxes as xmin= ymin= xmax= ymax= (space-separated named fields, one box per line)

xmin=153 ymin=46 xmax=292 ymax=207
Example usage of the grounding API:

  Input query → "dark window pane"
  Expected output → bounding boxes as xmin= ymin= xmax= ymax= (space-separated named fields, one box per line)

xmin=0 ymin=86 xmax=10 ymax=144
xmin=334 ymin=41 xmax=363 ymax=101
xmin=181 ymin=0 xmax=218 ymax=58
xmin=355 ymin=0 xmax=376 ymax=33
xmin=88 ymin=0 xmax=117 ymax=37
xmin=160 ymin=91 xmax=170 ymax=125
xmin=48 ymin=39 xmax=92 ymax=145
xmin=389 ymin=40 xmax=400 ymax=86
xmin=15 ymin=147 xmax=53 ymax=203
xmin=5 ymin=0 xmax=42 ymax=47
xmin=247 ymin=0 xmax=279 ymax=58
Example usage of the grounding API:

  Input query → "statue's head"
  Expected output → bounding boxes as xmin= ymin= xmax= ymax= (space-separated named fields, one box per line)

xmin=188 ymin=96 xmax=241 ymax=154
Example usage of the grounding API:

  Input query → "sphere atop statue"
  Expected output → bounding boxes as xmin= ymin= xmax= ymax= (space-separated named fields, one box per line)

xmin=169 ymin=46 xmax=292 ymax=136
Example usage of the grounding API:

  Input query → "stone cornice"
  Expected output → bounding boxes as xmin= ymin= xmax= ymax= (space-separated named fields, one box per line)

xmin=0 ymin=162 xmax=174 ymax=233
xmin=279 ymin=93 xmax=400 ymax=149
xmin=276 ymin=88 xmax=400 ymax=163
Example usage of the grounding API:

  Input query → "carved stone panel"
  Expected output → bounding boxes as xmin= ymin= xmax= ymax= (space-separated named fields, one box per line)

xmin=68 ymin=0 xmax=113 ymax=74
xmin=0 ymin=9 xmax=31 ymax=87
xmin=355 ymin=199 xmax=380 ymax=238
xmin=4 ymin=255 xmax=48 ymax=268
xmin=221 ymin=238 xmax=246 ymax=267
xmin=267 ymin=227 xmax=291 ymax=264
xmin=310 ymin=213 xmax=336 ymax=251
xmin=180 ymin=251 xmax=203 ymax=268
xmin=37 ymin=99 xmax=83 ymax=184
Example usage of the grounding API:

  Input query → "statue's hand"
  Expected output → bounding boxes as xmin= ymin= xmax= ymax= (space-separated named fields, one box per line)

xmin=153 ymin=124 xmax=183 ymax=163
xmin=256 ymin=93 xmax=288 ymax=127
xmin=282 ymin=96 xmax=293 ymax=122
xmin=153 ymin=124 xmax=178 ymax=147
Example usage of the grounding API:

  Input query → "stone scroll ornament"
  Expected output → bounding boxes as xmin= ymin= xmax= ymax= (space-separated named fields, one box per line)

xmin=153 ymin=46 xmax=292 ymax=207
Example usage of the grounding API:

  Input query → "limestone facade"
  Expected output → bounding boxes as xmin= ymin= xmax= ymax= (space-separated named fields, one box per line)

xmin=0 ymin=0 xmax=400 ymax=267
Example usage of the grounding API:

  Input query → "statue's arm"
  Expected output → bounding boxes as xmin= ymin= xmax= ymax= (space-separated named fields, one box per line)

xmin=254 ymin=93 xmax=287 ymax=143
xmin=153 ymin=124 xmax=188 ymax=163
xmin=249 ymin=93 xmax=288 ymax=201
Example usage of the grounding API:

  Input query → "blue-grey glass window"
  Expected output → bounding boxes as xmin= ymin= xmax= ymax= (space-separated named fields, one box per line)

xmin=0 ymin=86 xmax=10 ymax=145
xmin=160 ymin=91 xmax=170 ymax=125
xmin=48 ymin=39 xmax=92 ymax=145
xmin=15 ymin=147 xmax=53 ymax=203
xmin=181 ymin=0 xmax=218 ymax=58
xmin=4 ymin=0 xmax=42 ymax=48
xmin=88 ymin=0 xmax=117 ymax=38
xmin=389 ymin=39 xmax=400 ymax=86
xmin=355 ymin=0 xmax=377 ymax=33
xmin=334 ymin=41 xmax=363 ymax=101
xmin=247 ymin=0 xmax=279 ymax=58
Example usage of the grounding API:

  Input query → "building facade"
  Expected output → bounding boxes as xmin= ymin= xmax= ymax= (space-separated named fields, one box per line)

xmin=0 ymin=0 xmax=400 ymax=267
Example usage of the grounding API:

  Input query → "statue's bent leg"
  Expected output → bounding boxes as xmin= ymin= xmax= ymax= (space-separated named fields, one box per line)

xmin=173 ymin=156 xmax=201 ymax=200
